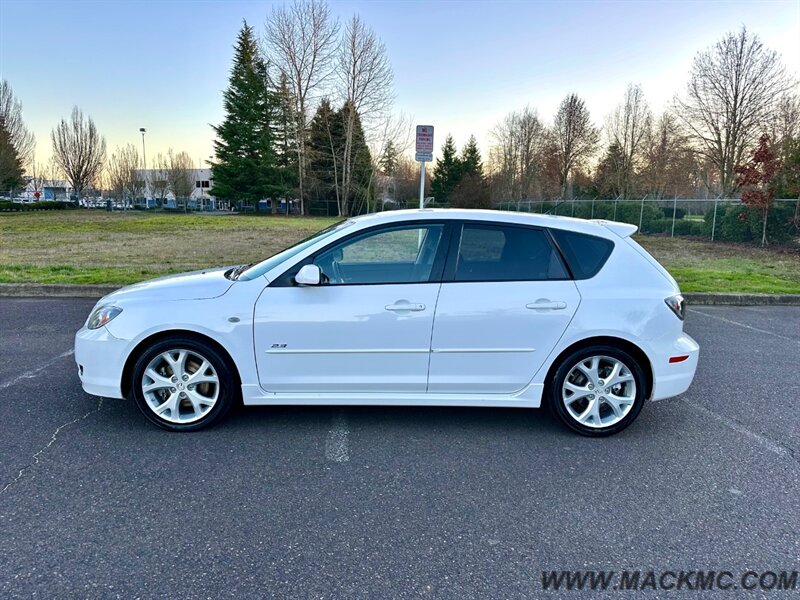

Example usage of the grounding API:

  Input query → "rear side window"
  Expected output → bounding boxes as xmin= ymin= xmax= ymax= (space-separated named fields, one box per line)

xmin=550 ymin=229 xmax=614 ymax=279
xmin=455 ymin=224 xmax=568 ymax=282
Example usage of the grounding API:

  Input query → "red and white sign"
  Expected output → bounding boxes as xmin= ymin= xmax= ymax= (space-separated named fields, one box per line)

xmin=415 ymin=125 xmax=434 ymax=162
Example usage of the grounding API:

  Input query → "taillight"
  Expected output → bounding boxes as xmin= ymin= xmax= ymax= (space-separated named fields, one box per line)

xmin=664 ymin=294 xmax=686 ymax=321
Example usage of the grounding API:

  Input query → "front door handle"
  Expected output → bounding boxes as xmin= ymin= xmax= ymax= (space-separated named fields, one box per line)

xmin=526 ymin=300 xmax=567 ymax=311
xmin=385 ymin=301 xmax=426 ymax=312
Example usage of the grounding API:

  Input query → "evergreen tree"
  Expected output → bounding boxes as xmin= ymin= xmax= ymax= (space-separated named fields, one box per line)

xmin=211 ymin=22 xmax=287 ymax=210
xmin=0 ymin=117 xmax=24 ymax=192
xmin=306 ymin=100 xmax=373 ymax=216
xmin=307 ymin=98 xmax=343 ymax=215
xmin=460 ymin=135 xmax=484 ymax=178
xmin=346 ymin=107 xmax=374 ymax=215
xmin=379 ymin=141 xmax=398 ymax=176
xmin=431 ymin=134 xmax=462 ymax=204
xmin=592 ymin=142 xmax=625 ymax=198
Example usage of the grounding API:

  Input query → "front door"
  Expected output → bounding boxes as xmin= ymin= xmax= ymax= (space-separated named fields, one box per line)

xmin=428 ymin=222 xmax=581 ymax=394
xmin=254 ymin=223 xmax=448 ymax=393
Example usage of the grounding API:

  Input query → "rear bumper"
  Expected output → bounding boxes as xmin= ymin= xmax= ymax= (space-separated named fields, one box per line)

xmin=74 ymin=326 xmax=129 ymax=399
xmin=650 ymin=333 xmax=699 ymax=401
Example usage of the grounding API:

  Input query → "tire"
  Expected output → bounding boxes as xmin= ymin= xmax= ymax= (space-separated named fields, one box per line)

xmin=130 ymin=336 xmax=236 ymax=432
xmin=548 ymin=345 xmax=646 ymax=437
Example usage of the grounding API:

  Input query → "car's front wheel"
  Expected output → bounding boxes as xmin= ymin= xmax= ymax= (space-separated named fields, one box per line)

xmin=549 ymin=346 xmax=646 ymax=437
xmin=131 ymin=336 xmax=236 ymax=431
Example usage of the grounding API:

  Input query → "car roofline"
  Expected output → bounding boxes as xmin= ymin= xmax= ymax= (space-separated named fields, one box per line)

xmin=348 ymin=208 xmax=621 ymax=239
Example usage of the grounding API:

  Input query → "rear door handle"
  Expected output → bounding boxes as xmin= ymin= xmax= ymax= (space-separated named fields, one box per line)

xmin=385 ymin=301 xmax=426 ymax=312
xmin=526 ymin=300 xmax=567 ymax=311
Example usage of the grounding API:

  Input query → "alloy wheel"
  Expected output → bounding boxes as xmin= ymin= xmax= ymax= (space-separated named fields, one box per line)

xmin=141 ymin=348 xmax=219 ymax=424
xmin=561 ymin=355 xmax=636 ymax=428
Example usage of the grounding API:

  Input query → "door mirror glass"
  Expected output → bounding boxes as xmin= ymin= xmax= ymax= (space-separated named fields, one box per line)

xmin=295 ymin=264 xmax=322 ymax=286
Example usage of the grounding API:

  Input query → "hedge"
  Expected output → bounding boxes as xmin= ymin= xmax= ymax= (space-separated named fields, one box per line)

xmin=0 ymin=201 xmax=75 ymax=212
xmin=703 ymin=203 xmax=796 ymax=244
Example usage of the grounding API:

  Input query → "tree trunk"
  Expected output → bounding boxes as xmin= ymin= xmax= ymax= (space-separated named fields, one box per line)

xmin=761 ymin=206 xmax=769 ymax=246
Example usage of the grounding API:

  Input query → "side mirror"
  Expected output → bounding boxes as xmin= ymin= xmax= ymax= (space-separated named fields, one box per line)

xmin=294 ymin=264 xmax=322 ymax=286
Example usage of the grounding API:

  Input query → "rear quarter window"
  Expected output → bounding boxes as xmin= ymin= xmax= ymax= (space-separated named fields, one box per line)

xmin=550 ymin=229 xmax=614 ymax=279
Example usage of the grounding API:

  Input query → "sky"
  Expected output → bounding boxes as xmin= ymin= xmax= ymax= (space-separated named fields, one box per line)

xmin=1 ymin=0 xmax=799 ymax=169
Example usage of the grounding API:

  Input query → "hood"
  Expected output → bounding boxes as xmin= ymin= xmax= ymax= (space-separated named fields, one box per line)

xmin=101 ymin=267 xmax=236 ymax=304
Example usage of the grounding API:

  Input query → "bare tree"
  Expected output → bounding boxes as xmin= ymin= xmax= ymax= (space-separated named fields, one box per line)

xmin=106 ymin=144 xmax=143 ymax=208
xmin=166 ymin=149 xmax=196 ymax=212
xmin=50 ymin=106 xmax=106 ymax=203
xmin=266 ymin=0 xmax=339 ymax=215
xmin=640 ymin=112 xmax=701 ymax=199
xmin=606 ymin=84 xmax=652 ymax=198
xmin=336 ymin=15 xmax=394 ymax=216
xmin=149 ymin=153 xmax=171 ymax=208
xmin=369 ymin=112 xmax=412 ymax=212
xmin=767 ymin=93 xmax=800 ymax=147
xmin=675 ymin=27 xmax=793 ymax=196
xmin=28 ymin=161 xmax=48 ymax=198
xmin=0 ymin=80 xmax=35 ymax=169
xmin=552 ymin=93 xmax=599 ymax=198
xmin=489 ymin=106 xmax=547 ymax=201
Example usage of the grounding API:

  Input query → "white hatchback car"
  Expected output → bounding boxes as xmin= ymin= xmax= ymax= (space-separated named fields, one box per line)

xmin=75 ymin=209 xmax=699 ymax=436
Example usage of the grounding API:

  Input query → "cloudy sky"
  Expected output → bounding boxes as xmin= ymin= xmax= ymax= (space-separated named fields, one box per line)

xmin=1 ymin=0 xmax=798 ymax=167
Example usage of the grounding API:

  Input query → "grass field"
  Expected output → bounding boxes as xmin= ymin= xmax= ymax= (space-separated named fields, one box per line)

xmin=1 ymin=211 xmax=799 ymax=293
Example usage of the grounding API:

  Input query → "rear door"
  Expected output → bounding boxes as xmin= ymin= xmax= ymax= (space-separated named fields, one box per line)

xmin=428 ymin=222 xmax=580 ymax=394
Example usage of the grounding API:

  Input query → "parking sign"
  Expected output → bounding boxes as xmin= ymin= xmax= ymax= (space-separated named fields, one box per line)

xmin=415 ymin=125 xmax=434 ymax=162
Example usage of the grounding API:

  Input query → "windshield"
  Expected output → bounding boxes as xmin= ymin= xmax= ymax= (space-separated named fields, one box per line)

xmin=237 ymin=219 xmax=353 ymax=281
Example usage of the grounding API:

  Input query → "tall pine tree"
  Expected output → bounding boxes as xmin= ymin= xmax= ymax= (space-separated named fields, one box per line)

xmin=460 ymin=135 xmax=484 ymax=178
xmin=379 ymin=141 xmax=398 ymax=176
xmin=431 ymin=134 xmax=462 ymax=204
xmin=345 ymin=107 xmax=374 ymax=215
xmin=307 ymin=98 xmax=343 ymax=215
xmin=0 ymin=117 xmax=24 ymax=192
xmin=211 ymin=22 xmax=287 ymax=211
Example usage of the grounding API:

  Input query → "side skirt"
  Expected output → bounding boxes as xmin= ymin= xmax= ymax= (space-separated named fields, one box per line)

xmin=240 ymin=383 xmax=544 ymax=408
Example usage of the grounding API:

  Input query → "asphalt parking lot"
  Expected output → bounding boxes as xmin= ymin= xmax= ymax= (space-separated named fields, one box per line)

xmin=0 ymin=298 xmax=798 ymax=599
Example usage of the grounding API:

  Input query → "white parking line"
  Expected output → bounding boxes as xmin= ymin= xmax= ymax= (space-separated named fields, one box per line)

xmin=325 ymin=410 xmax=350 ymax=463
xmin=681 ymin=399 xmax=796 ymax=464
xmin=0 ymin=349 xmax=75 ymax=391
xmin=688 ymin=308 xmax=800 ymax=345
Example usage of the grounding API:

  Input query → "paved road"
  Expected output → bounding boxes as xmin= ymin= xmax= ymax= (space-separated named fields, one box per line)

xmin=0 ymin=298 xmax=798 ymax=599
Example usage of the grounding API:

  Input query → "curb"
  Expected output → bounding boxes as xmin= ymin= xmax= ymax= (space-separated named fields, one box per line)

xmin=0 ymin=283 xmax=120 ymax=298
xmin=683 ymin=292 xmax=800 ymax=306
xmin=1 ymin=284 xmax=799 ymax=306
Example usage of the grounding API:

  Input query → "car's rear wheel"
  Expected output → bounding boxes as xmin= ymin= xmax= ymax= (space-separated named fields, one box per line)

xmin=131 ymin=336 xmax=236 ymax=431
xmin=549 ymin=345 xmax=646 ymax=437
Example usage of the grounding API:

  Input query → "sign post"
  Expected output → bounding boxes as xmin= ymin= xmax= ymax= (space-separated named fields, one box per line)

xmin=415 ymin=125 xmax=434 ymax=209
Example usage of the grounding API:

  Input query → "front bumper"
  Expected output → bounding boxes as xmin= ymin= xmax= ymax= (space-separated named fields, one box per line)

xmin=650 ymin=333 xmax=700 ymax=401
xmin=74 ymin=326 xmax=129 ymax=399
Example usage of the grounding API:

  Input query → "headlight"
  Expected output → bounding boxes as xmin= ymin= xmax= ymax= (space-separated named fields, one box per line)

xmin=87 ymin=305 xmax=123 ymax=330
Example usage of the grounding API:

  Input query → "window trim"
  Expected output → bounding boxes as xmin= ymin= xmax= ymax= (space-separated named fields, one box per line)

xmin=269 ymin=220 xmax=457 ymax=288
xmin=442 ymin=220 xmax=572 ymax=284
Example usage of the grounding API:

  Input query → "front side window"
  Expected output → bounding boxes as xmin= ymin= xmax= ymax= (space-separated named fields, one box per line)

xmin=455 ymin=224 xmax=567 ymax=282
xmin=314 ymin=224 xmax=444 ymax=285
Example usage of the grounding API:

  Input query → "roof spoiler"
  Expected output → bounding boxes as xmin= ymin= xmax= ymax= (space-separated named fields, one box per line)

xmin=593 ymin=220 xmax=638 ymax=238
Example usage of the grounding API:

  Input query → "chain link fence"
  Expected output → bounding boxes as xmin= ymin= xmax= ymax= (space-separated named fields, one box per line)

xmin=484 ymin=197 xmax=800 ymax=244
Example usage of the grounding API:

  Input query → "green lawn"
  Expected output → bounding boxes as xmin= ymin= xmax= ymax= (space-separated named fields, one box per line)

xmin=1 ymin=210 xmax=798 ymax=293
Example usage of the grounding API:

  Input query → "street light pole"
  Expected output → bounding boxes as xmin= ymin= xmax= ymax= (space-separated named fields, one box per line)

xmin=208 ymin=155 xmax=214 ymax=210
xmin=139 ymin=127 xmax=147 ymax=207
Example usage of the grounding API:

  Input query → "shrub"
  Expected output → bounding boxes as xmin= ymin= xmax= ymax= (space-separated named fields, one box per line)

xmin=704 ymin=203 xmax=795 ymax=244
xmin=0 ymin=200 xmax=73 ymax=212
xmin=661 ymin=206 xmax=686 ymax=220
